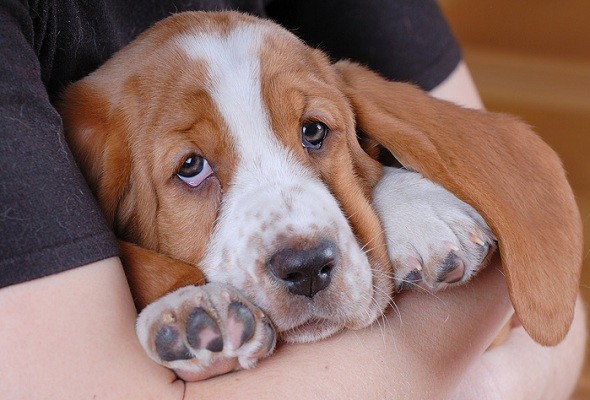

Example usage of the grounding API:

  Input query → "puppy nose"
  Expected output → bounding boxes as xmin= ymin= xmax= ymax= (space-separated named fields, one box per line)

xmin=267 ymin=240 xmax=337 ymax=298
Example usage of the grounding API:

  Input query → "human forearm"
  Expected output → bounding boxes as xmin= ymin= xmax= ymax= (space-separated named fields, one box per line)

xmin=186 ymin=261 xmax=512 ymax=400
xmin=0 ymin=256 xmax=512 ymax=400
xmin=0 ymin=257 xmax=183 ymax=400
xmin=429 ymin=61 xmax=484 ymax=109
xmin=453 ymin=295 xmax=586 ymax=400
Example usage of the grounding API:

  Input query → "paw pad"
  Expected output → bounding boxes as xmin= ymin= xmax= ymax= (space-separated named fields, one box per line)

xmin=436 ymin=252 xmax=465 ymax=284
xmin=227 ymin=302 xmax=256 ymax=350
xmin=399 ymin=269 xmax=422 ymax=291
xmin=155 ymin=325 xmax=193 ymax=362
xmin=137 ymin=283 xmax=277 ymax=380
xmin=186 ymin=307 xmax=223 ymax=352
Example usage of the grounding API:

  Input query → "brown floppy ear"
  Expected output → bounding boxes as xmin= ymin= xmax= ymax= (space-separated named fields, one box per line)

xmin=119 ymin=241 xmax=206 ymax=310
xmin=335 ymin=61 xmax=583 ymax=345
xmin=59 ymin=81 xmax=207 ymax=310
xmin=58 ymin=80 xmax=131 ymax=227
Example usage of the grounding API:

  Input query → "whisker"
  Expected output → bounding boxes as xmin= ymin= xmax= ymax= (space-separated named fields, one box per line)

xmin=369 ymin=282 xmax=402 ymax=329
xmin=344 ymin=208 xmax=362 ymax=222
xmin=360 ymin=237 xmax=381 ymax=253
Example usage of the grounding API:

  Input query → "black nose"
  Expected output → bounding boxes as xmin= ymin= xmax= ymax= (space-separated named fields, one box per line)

xmin=267 ymin=240 xmax=337 ymax=298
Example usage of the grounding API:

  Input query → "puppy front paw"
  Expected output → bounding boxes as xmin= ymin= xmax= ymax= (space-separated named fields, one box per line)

xmin=374 ymin=167 xmax=496 ymax=292
xmin=136 ymin=282 xmax=276 ymax=381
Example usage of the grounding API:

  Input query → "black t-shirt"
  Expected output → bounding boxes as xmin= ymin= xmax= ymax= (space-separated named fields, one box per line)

xmin=0 ymin=0 xmax=461 ymax=288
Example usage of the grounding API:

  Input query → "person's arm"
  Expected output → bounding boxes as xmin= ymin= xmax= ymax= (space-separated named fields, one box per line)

xmin=429 ymin=60 xmax=484 ymax=109
xmin=0 ymin=255 xmax=512 ymax=399
xmin=0 ymin=258 xmax=184 ymax=399
xmin=187 ymin=259 xmax=512 ymax=399
xmin=453 ymin=297 xmax=586 ymax=400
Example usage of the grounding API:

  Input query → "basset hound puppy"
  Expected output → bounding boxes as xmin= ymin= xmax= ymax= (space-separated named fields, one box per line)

xmin=58 ymin=12 xmax=582 ymax=381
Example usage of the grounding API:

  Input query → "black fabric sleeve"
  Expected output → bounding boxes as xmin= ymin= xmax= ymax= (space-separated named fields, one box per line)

xmin=266 ymin=0 xmax=462 ymax=91
xmin=0 ymin=1 xmax=119 ymax=288
xmin=0 ymin=0 xmax=459 ymax=287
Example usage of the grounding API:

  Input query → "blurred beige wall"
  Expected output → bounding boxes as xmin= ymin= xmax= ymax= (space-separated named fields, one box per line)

xmin=439 ymin=0 xmax=589 ymax=190
xmin=440 ymin=0 xmax=590 ymax=60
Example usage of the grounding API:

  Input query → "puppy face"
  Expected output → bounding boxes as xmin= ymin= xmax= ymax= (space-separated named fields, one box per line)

xmin=61 ymin=12 xmax=392 ymax=342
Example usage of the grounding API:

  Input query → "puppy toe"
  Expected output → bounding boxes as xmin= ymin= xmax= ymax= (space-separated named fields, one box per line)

xmin=259 ymin=319 xmax=276 ymax=356
xmin=375 ymin=167 xmax=497 ymax=293
xmin=155 ymin=324 xmax=193 ymax=362
xmin=435 ymin=252 xmax=465 ymax=284
xmin=468 ymin=229 xmax=494 ymax=261
xmin=137 ymin=283 xmax=277 ymax=381
xmin=226 ymin=301 xmax=256 ymax=351
xmin=396 ymin=268 xmax=423 ymax=291
xmin=185 ymin=307 xmax=223 ymax=352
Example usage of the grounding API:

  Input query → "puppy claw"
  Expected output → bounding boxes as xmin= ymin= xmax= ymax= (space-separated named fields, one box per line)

xmin=444 ymin=241 xmax=460 ymax=252
xmin=161 ymin=311 xmax=176 ymax=324
xmin=470 ymin=232 xmax=486 ymax=246
xmin=406 ymin=256 xmax=422 ymax=271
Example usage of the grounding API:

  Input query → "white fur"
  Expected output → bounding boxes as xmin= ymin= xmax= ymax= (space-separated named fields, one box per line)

xmin=177 ymin=26 xmax=374 ymax=336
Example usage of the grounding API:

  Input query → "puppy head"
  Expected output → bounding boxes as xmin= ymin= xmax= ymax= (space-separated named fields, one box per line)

xmin=60 ymin=12 xmax=392 ymax=342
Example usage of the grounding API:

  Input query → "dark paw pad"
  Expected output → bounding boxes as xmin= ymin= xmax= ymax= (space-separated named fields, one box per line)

xmin=398 ymin=269 xmax=422 ymax=290
xmin=186 ymin=308 xmax=223 ymax=352
xmin=155 ymin=325 xmax=193 ymax=362
xmin=227 ymin=302 xmax=256 ymax=350
xmin=436 ymin=252 xmax=465 ymax=284
xmin=262 ymin=320 xmax=277 ymax=354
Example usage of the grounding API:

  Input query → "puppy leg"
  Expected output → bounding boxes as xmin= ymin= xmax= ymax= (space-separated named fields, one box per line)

xmin=136 ymin=283 xmax=276 ymax=381
xmin=373 ymin=166 xmax=496 ymax=292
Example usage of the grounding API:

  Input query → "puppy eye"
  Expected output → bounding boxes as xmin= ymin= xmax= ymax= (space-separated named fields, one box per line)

xmin=301 ymin=122 xmax=329 ymax=150
xmin=177 ymin=154 xmax=213 ymax=187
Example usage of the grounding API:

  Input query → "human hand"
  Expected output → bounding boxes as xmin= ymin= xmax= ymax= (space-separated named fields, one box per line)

xmin=452 ymin=295 xmax=586 ymax=400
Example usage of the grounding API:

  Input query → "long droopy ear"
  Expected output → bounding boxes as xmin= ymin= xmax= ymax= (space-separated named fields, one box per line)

xmin=58 ymin=80 xmax=131 ymax=227
xmin=59 ymin=80 xmax=207 ymax=310
xmin=335 ymin=61 xmax=583 ymax=345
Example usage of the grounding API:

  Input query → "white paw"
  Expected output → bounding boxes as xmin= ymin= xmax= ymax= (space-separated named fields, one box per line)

xmin=136 ymin=282 xmax=276 ymax=381
xmin=373 ymin=167 xmax=496 ymax=292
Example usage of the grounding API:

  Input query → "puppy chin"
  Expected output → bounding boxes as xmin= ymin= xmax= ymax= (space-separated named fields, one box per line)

xmin=278 ymin=319 xmax=345 ymax=343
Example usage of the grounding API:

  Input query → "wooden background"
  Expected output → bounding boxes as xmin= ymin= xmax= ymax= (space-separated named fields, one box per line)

xmin=438 ymin=1 xmax=590 ymax=398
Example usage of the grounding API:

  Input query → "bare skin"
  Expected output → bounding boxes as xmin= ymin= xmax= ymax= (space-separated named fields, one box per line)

xmin=1 ymin=256 xmax=584 ymax=400
xmin=430 ymin=61 xmax=485 ymax=109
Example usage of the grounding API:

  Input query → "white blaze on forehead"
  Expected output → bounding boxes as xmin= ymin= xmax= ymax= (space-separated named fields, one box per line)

xmin=175 ymin=25 xmax=374 ymax=327
xmin=177 ymin=24 xmax=309 ymax=183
